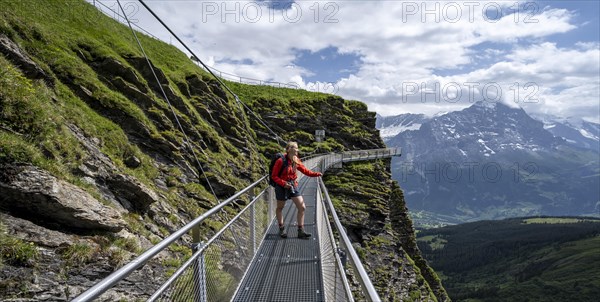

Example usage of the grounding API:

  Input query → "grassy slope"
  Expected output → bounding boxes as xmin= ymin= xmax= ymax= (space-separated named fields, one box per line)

xmin=0 ymin=1 xmax=444 ymax=300
xmin=2 ymin=0 xmax=230 ymax=185
xmin=1 ymin=1 xmax=256 ymax=287
xmin=417 ymin=217 xmax=600 ymax=301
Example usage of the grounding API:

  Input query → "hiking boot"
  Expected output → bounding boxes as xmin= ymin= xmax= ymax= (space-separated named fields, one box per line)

xmin=279 ymin=226 xmax=287 ymax=238
xmin=297 ymin=228 xmax=311 ymax=239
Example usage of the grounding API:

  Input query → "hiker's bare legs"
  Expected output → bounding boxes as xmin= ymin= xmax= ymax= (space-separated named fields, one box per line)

xmin=276 ymin=200 xmax=286 ymax=227
xmin=291 ymin=196 xmax=306 ymax=228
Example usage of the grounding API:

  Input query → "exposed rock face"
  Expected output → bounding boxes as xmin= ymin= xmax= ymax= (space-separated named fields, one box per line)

xmin=0 ymin=214 xmax=166 ymax=302
xmin=0 ymin=213 xmax=77 ymax=248
xmin=67 ymin=124 xmax=158 ymax=213
xmin=389 ymin=182 xmax=449 ymax=301
xmin=106 ymin=174 xmax=159 ymax=213
xmin=0 ymin=165 xmax=125 ymax=232
xmin=0 ymin=33 xmax=54 ymax=86
xmin=125 ymin=57 xmax=189 ymax=113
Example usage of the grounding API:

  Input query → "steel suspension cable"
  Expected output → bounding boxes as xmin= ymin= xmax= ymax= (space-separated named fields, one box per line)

xmin=137 ymin=0 xmax=286 ymax=147
xmin=93 ymin=0 xmax=159 ymax=40
xmin=94 ymin=0 xmax=272 ymax=155
xmin=116 ymin=0 xmax=220 ymax=202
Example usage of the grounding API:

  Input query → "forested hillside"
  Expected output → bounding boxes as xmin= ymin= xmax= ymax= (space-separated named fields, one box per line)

xmin=417 ymin=217 xmax=600 ymax=301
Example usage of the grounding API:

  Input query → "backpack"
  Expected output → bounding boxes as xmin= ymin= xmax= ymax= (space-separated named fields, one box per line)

xmin=268 ymin=153 xmax=288 ymax=186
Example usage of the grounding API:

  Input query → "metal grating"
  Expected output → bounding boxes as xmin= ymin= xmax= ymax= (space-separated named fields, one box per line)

xmin=73 ymin=148 xmax=398 ymax=302
xmin=233 ymin=177 xmax=324 ymax=302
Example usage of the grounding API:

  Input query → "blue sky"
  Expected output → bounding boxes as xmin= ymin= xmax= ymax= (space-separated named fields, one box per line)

xmin=292 ymin=46 xmax=362 ymax=82
xmin=93 ymin=0 xmax=600 ymax=122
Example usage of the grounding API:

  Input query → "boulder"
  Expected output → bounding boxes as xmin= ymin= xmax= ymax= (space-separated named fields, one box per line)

xmin=124 ymin=155 xmax=142 ymax=168
xmin=0 ymin=165 xmax=125 ymax=232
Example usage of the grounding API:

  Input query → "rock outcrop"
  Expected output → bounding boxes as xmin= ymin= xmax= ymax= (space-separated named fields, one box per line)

xmin=0 ymin=33 xmax=54 ymax=86
xmin=69 ymin=124 xmax=159 ymax=213
xmin=0 ymin=165 xmax=125 ymax=232
xmin=323 ymin=161 xmax=449 ymax=301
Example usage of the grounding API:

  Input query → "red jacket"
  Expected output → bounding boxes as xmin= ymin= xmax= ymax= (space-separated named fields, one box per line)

xmin=271 ymin=154 xmax=320 ymax=187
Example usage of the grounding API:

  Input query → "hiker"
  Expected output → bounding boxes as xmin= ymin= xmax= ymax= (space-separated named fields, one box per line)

xmin=271 ymin=141 xmax=322 ymax=238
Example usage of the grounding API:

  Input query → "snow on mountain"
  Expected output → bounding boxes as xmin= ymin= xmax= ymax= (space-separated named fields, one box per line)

xmin=531 ymin=113 xmax=600 ymax=152
xmin=379 ymin=123 xmax=422 ymax=140
xmin=384 ymin=101 xmax=600 ymax=223
xmin=387 ymin=101 xmax=561 ymax=159
xmin=376 ymin=113 xmax=429 ymax=141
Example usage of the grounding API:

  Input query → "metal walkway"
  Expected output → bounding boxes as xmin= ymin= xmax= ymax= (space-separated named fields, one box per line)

xmin=233 ymin=175 xmax=322 ymax=301
xmin=72 ymin=148 xmax=401 ymax=302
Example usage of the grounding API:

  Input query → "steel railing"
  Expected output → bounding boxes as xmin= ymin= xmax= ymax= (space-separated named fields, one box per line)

xmin=148 ymin=189 xmax=273 ymax=301
xmin=73 ymin=148 xmax=400 ymax=301
xmin=312 ymin=148 xmax=401 ymax=302
xmin=316 ymin=177 xmax=354 ymax=301
xmin=72 ymin=176 xmax=273 ymax=302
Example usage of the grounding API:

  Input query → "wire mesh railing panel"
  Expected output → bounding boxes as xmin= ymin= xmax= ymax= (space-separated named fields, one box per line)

xmin=150 ymin=189 xmax=273 ymax=302
xmin=204 ymin=236 xmax=247 ymax=300
xmin=317 ymin=177 xmax=381 ymax=302
xmin=317 ymin=187 xmax=339 ymax=301
xmin=155 ymin=258 xmax=202 ymax=302
xmin=247 ymin=192 xmax=273 ymax=257
xmin=152 ymin=221 xmax=252 ymax=301
xmin=317 ymin=181 xmax=353 ymax=302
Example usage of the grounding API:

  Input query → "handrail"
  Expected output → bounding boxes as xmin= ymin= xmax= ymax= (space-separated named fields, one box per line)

xmin=73 ymin=148 xmax=401 ymax=301
xmin=147 ymin=190 xmax=268 ymax=301
xmin=317 ymin=186 xmax=355 ymax=301
xmin=314 ymin=148 xmax=399 ymax=301
xmin=319 ymin=178 xmax=380 ymax=301
xmin=72 ymin=176 xmax=267 ymax=302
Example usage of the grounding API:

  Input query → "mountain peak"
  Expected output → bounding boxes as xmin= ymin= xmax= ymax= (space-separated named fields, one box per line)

xmin=472 ymin=100 xmax=499 ymax=109
xmin=471 ymin=100 xmax=522 ymax=111
xmin=384 ymin=103 xmax=599 ymax=224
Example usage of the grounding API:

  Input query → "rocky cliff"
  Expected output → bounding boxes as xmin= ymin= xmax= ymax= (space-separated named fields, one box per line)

xmin=0 ymin=1 xmax=446 ymax=301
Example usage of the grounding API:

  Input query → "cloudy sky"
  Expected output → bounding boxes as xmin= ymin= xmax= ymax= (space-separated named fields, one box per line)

xmin=95 ymin=0 xmax=599 ymax=122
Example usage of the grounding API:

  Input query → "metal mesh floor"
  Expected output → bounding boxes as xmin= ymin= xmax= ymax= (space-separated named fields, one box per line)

xmin=233 ymin=177 xmax=324 ymax=302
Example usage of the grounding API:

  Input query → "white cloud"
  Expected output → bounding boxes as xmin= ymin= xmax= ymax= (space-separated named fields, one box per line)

xmin=97 ymin=0 xmax=598 ymax=122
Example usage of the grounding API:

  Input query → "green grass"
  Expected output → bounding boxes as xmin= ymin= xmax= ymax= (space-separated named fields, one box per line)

xmin=61 ymin=243 xmax=97 ymax=266
xmin=0 ymin=0 xmax=258 ymax=201
xmin=227 ymin=81 xmax=334 ymax=104
xmin=0 ymin=222 xmax=39 ymax=267
xmin=523 ymin=217 xmax=600 ymax=224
